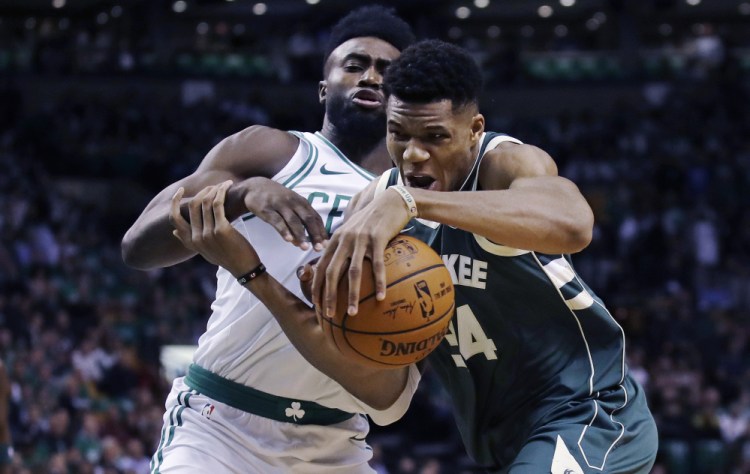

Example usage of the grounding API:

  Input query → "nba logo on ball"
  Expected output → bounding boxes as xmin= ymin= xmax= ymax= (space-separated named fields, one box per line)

xmin=414 ymin=280 xmax=434 ymax=318
xmin=323 ymin=235 xmax=455 ymax=368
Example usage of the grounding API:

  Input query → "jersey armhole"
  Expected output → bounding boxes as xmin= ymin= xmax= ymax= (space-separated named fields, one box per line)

xmin=274 ymin=131 xmax=314 ymax=186
xmin=472 ymin=233 xmax=530 ymax=257
xmin=472 ymin=134 xmax=524 ymax=192
xmin=365 ymin=364 xmax=421 ymax=426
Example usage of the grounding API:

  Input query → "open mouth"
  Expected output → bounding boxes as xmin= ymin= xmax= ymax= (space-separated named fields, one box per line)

xmin=352 ymin=89 xmax=383 ymax=109
xmin=405 ymin=174 xmax=438 ymax=190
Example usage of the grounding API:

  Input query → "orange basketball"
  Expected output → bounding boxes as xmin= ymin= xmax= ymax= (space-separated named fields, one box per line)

xmin=321 ymin=235 xmax=455 ymax=369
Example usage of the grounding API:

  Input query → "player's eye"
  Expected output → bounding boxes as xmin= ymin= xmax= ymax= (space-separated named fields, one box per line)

xmin=343 ymin=63 xmax=364 ymax=72
xmin=389 ymin=130 xmax=408 ymax=141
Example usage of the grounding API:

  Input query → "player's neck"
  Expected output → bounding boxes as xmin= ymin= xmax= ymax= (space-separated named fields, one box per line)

xmin=318 ymin=121 xmax=392 ymax=174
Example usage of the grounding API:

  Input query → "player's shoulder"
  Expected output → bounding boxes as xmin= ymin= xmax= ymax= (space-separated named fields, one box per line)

xmin=232 ymin=124 xmax=297 ymax=143
xmin=200 ymin=125 xmax=301 ymax=178
xmin=481 ymin=132 xmax=550 ymax=166
xmin=479 ymin=135 xmax=557 ymax=189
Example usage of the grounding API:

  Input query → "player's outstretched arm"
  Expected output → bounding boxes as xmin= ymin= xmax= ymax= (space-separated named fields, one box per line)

xmin=313 ymin=142 xmax=594 ymax=318
xmin=121 ymin=126 xmax=328 ymax=270
xmin=170 ymin=182 xmax=411 ymax=411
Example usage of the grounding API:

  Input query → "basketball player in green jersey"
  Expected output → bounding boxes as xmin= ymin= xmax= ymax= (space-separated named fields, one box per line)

xmin=311 ymin=40 xmax=659 ymax=473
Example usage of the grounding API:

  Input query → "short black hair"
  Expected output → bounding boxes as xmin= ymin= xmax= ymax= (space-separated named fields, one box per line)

xmin=384 ymin=39 xmax=482 ymax=110
xmin=324 ymin=5 xmax=415 ymax=62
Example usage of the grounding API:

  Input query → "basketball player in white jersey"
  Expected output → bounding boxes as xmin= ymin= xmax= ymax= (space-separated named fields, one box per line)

xmin=121 ymin=7 xmax=419 ymax=473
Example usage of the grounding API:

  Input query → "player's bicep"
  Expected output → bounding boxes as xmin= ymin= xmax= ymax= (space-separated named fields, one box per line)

xmin=478 ymin=143 xmax=558 ymax=191
xmin=196 ymin=125 xmax=299 ymax=177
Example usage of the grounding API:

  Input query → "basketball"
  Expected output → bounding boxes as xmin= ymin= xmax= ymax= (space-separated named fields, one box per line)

xmin=321 ymin=235 xmax=455 ymax=369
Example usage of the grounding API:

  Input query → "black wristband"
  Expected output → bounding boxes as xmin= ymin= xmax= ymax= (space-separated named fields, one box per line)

xmin=237 ymin=263 xmax=266 ymax=285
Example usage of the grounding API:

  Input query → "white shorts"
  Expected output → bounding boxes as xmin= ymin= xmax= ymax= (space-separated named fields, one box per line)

xmin=150 ymin=377 xmax=375 ymax=473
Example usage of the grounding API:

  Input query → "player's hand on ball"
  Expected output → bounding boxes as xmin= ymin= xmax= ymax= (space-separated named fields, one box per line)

xmin=170 ymin=180 xmax=260 ymax=277
xmin=318 ymin=235 xmax=454 ymax=369
xmin=313 ymin=189 xmax=412 ymax=318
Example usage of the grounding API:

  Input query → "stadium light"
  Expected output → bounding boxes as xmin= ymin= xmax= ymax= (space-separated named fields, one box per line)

xmin=173 ymin=1 xmax=187 ymax=13
xmin=253 ymin=3 xmax=267 ymax=15
xmin=560 ymin=0 xmax=575 ymax=6
xmin=686 ymin=0 xmax=700 ymax=5
xmin=456 ymin=6 xmax=471 ymax=19
xmin=306 ymin=0 xmax=321 ymax=4
xmin=474 ymin=0 xmax=490 ymax=8
xmin=538 ymin=5 xmax=553 ymax=17
xmin=586 ymin=18 xmax=600 ymax=30
xmin=52 ymin=0 xmax=65 ymax=8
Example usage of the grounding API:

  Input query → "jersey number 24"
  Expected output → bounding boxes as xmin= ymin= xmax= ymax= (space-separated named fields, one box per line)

xmin=443 ymin=304 xmax=498 ymax=367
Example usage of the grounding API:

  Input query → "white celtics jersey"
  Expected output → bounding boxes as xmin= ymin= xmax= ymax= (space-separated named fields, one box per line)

xmin=192 ymin=131 xmax=415 ymax=423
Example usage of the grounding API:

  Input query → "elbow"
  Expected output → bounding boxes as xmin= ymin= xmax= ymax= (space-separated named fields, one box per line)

xmin=121 ymin=231 xmax=148 ymax=270
xmin=120 ymin=238 xmax=140 ymax=269
xmin=566 ymin=224 xmax=592 ymax=254
xmin=564 ymin=207 xmax=594 ymax=254
xmin=558 ymin=179 xmax=594 ymax=254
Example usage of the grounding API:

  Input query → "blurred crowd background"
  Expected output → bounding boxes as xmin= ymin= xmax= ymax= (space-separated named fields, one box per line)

xmin=1 ymin=0 xmax=750 ymax=473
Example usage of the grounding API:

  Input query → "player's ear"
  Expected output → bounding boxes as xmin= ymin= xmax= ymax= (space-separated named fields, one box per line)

xmin=470 ymin=113 xmax=485 ymax=144
xmin=318 ymin=81 xmax=327 ymax=104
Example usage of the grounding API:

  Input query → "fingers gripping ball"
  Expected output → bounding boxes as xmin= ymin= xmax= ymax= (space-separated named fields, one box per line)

xmin=321 ymin=235 xmax=455 ymax=369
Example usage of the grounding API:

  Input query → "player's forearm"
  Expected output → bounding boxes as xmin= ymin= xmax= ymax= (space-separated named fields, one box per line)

xmin=247 ymin=274 xmax=409 ymax=409
xmin=122 ymin=178 xmax=251 ymax=270
xmin=123 ymin=167 xmax=250 ymax=270
xmin=122 ymin=203 xmax=197 ymax=270
xmin=411 ymin=176 xmax=593 ymax=254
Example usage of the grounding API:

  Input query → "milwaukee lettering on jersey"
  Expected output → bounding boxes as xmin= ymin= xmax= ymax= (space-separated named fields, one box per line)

xmin=441 ymin=254 xmax=488 ymax=289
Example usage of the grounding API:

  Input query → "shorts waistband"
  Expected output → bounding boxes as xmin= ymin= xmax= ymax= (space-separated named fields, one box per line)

xmin=184 ymin=363 xmax=355 ymax=426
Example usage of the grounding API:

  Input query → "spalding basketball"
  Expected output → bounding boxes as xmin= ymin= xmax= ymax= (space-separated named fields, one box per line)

xmin=321 ymin=235 xmax=454 ymax=369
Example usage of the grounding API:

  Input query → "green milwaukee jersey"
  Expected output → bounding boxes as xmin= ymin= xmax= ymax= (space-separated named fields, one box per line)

xmin=383 ymin=132 xmax=657 ymax=472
